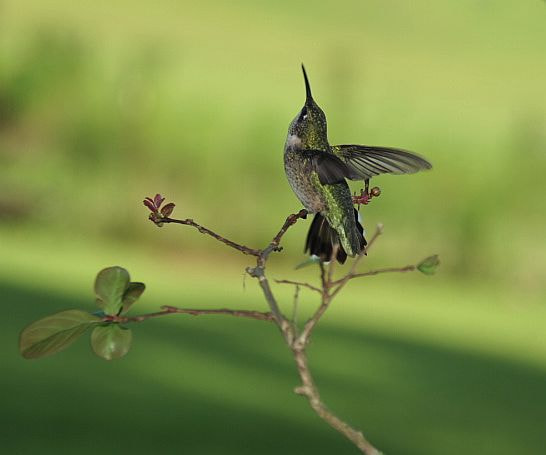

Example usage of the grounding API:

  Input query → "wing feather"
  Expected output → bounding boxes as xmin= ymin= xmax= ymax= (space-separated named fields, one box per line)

xmin=301 ymin=150 xmax=350 ymax=185
xmin=331 ymin=144 xmax=431 ymax=180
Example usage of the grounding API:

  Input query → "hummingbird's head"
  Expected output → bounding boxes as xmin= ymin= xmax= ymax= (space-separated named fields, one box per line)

xmin=286 ymin=65 xmax=329 ymax=151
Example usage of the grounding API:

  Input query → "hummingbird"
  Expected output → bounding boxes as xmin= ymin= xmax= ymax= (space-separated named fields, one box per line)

xmin=284 ymin=65 xmax=431 ymax=264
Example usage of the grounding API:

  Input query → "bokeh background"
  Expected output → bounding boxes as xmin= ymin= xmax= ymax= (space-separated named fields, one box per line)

xmin=2 ymin=1 xmax=546 ymax=454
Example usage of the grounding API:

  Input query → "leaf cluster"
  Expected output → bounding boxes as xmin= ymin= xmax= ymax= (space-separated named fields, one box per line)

xmin=19 ymin=267 xmax=144 ymax=360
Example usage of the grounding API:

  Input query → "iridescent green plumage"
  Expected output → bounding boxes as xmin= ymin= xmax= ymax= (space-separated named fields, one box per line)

xmin=283 ymin=65 xmax=431 ymax=263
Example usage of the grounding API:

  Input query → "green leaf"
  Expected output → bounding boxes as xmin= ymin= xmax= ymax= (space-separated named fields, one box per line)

xmin=417 ymin=254 xmax=440 ymax=275
xmin=20 ymin=310 xmax=100 ymax=359
xmin=121 ymin=282 xmax=145 ymax=314
xmin=95 ymin=266 xmax=130 ymax=315
xmin=91 ymin=325 xmax=132 ymax=360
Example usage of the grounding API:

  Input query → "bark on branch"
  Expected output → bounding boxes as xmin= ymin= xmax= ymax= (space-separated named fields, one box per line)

xmin=143 ymin=199 xmax=430 ymax=454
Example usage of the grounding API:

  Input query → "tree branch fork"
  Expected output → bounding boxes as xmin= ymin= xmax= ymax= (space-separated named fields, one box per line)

xmin=138 ymin=197 xmax=432 ymax=454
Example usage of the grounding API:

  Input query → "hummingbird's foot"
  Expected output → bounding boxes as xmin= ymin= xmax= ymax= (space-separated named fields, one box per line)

xmin=352 ymin=186 xmax=381 ymax=207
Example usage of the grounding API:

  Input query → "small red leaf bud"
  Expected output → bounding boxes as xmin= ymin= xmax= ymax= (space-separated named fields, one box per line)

xmin=160 ymin=203 xmax=175 ymax=218
xmin=153 ymin=193 xmax=165 ymax=208
xmin=143 ymin=199 xmax=156 ymax=212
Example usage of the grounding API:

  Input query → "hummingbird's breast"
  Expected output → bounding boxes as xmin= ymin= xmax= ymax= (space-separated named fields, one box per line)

xmin=284 ymin=148 xmax=327 ymax=213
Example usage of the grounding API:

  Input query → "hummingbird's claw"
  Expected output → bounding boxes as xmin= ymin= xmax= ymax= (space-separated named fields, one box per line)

xmin=352 ymin=186 xmax=381 ymax=207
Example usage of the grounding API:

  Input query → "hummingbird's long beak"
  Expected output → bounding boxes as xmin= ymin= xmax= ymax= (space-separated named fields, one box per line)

xmin=301 ymin=64 xmax=313 ymax=104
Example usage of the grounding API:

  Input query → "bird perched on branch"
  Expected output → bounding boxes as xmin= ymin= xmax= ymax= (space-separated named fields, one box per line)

xmin=284 ymin=65 xmax=431 ymax=264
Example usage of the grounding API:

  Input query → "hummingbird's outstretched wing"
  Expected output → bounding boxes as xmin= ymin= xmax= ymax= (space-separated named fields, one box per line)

xmin=331 ymin=145 xmax=431 ymax=180
xmin=300 ymin=149 xmax=350 ymax=185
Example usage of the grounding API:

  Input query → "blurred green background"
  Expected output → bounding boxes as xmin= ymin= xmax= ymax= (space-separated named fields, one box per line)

xmin=2 ymin=1 xmax=546 ymax=454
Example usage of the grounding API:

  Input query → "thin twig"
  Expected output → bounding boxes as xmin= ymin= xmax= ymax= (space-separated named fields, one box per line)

xmin=291 ymin=285 xmax=300 ymax=332
xmin=104 ymin=306 xmax=275 ymax=323
xmin=269 ymin=209 xmax=309 ymax=251
xmin=275 ymin=279 xmax=322 ymax=294
xmin=319 ymin=261 xmax=327 ymax=291
xmin=344 ymin=265 xmax=416 ymax=282
xmin=247 ymin=209 xmax=308 ymax=339
xmin=330 ymin=264 xmax=416 ymax=299
xmin=160 ymin=217 xmax=261 ymax=256
xmin=332 ymin=264 xmax=416 ymax=287
xmin=297 ymin=295 xmax=331 ymax=347
xmin=350 ymin=224 xmax=384 ymax=280
xmin=161 ymin=306 xmax=275 ymax=321
xmin=297 ymin=254 xmax=332 ymax=347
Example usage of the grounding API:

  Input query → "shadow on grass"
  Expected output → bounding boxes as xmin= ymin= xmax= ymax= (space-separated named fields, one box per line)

xmin=4 ymin=280 xmax=546 ymax=455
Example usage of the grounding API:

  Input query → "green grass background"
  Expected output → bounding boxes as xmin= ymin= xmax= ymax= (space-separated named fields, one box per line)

xmin=1 ymin=0 xmax=546 ymax=453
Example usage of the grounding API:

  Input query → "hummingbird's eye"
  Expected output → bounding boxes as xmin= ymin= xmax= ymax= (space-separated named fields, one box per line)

xmin=299 ymin=107 xmax=308 ymax=121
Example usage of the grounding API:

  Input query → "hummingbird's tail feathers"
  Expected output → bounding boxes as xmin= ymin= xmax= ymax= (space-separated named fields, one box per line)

xmin=331 ymin=208 xmax=367 ymax=259
xmin=304 ymin=210 xmax=367 ymax=264
xmin=354 ymin=208 xmax=367 ymax=252
xmin=347 ymin=208 xmax=367 ymax=258
xmin=305 ymin=213 xmax=348 ymax=264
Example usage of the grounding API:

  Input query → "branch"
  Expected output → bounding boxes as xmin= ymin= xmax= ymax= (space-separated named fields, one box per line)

xmin=275 ymin=279 xmax=322 ymax=294
xmin=294 ymin=258 xmax=334 ymax=347
xmin=246 ymin=208 xmax=308 ymax=337
xmin=297 ymin=295 xmax=331 ymax=347
xmin=293 ymin=348 xmax=381 ymax=455
xmin=331 ymin=264 xmax=416 ymax=299
xmin=264 ymin=209 xmax=308 ymax=252
xmin=336 ymin=264 xmax=416 ymax=283
xmin=104 ymin=306 xmax=275 ymax=323
xmin=145 ymin=206 xmax=309 ymax=333
xmin=160 ymin=217 xmax=261 ymax=256
xmin=285 ymin=246 xmax=384 ymax=454
xmin=247 ymin=263 xmax=289 ymax=334
xmin=291 ymin=285 xmax=300 ymax=329
xmin=143 ymin=196 xmax=383 ymax=453
xmin=263 ymin=209 xmax=309 ymax=257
